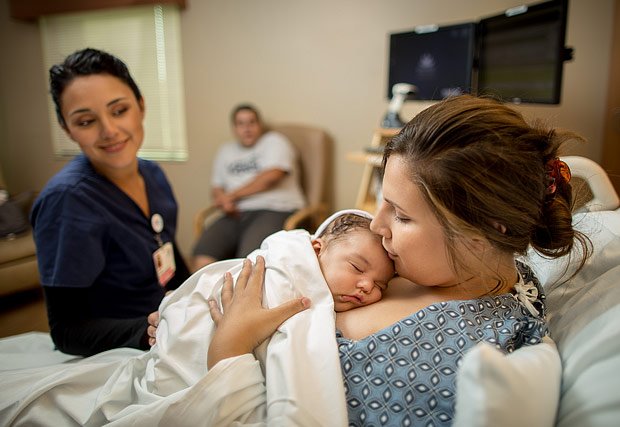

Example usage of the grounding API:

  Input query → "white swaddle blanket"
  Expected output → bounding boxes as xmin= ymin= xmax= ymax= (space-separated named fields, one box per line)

xmin=0 ymin=228 xmax=349 ymax=426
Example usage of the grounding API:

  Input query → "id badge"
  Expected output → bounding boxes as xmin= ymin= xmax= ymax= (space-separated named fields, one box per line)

xmin=153 ymin=242 xmax=176 ymax=286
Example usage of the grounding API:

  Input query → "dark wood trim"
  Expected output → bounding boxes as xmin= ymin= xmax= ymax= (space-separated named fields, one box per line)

xmin=9 ymin=0 xmax=186 ymax=21
xmin=602 ymin=0 xmax=620 ymax=193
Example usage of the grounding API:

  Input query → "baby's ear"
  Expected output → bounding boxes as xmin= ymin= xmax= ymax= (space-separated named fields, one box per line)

xmin=311 ymin=238 xmax=324 ymax=255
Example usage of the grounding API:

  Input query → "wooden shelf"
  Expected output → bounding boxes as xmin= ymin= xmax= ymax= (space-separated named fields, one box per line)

xmin=350 ymin=128 xmax=400 ymax=212
xmin=346 ymin=151 xmax=382 ymax=166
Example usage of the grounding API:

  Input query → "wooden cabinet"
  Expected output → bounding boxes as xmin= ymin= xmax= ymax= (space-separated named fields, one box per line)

xmin=347 ymin=128 xmax=400 ymax=213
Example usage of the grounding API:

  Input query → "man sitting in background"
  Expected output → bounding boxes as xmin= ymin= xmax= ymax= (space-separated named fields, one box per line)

xmin=192 ymin=104 xmax=305 ymax=271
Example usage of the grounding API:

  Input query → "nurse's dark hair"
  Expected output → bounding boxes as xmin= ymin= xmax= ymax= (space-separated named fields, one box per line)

xmin=49 ymin=48 xmax=142 ymax=127
xmin=382 ymin=95 xmax=590 ymax=278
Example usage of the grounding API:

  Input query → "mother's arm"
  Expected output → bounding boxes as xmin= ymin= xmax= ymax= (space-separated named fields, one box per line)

xmin=207 ymin=256 xmax=311 ymax=368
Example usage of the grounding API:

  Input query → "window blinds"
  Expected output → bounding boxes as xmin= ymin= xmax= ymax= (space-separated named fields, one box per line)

xmin=40 ymin=4 xmax=188 ymax=161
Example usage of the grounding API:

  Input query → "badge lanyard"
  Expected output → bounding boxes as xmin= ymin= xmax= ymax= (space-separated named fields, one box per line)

xmin=151 ymin=213 xmax=164 ymax=246
xmin=150 ymin=213 xmax=176 ymax=286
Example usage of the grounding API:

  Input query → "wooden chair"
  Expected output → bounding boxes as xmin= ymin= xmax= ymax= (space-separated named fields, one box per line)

xmin=193 ymin=123 xmax=333 ymax=239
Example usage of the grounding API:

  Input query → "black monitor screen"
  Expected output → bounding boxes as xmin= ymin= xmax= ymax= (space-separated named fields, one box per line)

xmin=387 ymin=23 xmax=476 ymax=100
xmin=477 ymin=0 xmax=569 ymax=104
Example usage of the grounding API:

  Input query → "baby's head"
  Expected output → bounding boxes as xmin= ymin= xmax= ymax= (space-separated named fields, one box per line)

xmin=312 ymin=212 xmax=395 ymax=312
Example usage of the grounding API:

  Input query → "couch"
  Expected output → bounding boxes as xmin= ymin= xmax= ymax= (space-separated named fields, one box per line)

xmin=0 ymin=165 xmax=39 ymax=297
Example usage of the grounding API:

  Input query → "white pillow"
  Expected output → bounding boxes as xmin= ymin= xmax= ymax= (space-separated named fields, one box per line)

xmin=526 ymin=209 xmax=620 ymax=427
xmin=552 ymin=303 xmax=620 ymax=427
xmin=453 ymin=336 xmax=561 ymax=427
xmin=526 ymin=210 xmax=620 ymax=286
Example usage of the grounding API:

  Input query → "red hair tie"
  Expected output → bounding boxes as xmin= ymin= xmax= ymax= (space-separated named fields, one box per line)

xmin=545 ymin=158 xmax=571 ymax=196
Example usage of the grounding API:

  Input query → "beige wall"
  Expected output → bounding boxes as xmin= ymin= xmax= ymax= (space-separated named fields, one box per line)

xmin=0 ymin=0 xmax=615 ymax=258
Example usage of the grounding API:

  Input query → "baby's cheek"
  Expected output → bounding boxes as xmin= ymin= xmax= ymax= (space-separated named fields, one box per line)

xmin=370 ymin=291 xmax=383 ymax=304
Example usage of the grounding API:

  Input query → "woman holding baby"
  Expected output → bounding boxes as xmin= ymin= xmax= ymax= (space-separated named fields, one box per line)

xmin=205 ymin=95 xmax=589 ymax=425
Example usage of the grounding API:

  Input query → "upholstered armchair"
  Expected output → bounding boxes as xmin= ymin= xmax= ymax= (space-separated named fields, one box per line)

xmin=194 ymin=123 xmax=333 ymax=238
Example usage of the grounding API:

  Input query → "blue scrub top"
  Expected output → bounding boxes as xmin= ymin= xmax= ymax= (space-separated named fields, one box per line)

xmin=31 ymin=155 xmax=179 ymax=318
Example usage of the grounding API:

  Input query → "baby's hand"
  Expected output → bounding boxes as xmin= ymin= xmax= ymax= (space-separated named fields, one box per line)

xmin=146 ymin=310 xmax=159 ymax=347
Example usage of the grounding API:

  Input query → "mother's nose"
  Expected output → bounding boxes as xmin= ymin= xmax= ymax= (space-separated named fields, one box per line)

xmin=370 ymin=202 xmax=391 ymax=238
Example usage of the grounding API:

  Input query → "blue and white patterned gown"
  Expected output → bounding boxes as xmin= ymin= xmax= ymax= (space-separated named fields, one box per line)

xmin=336 ymin=261 xmax=547 ymax=426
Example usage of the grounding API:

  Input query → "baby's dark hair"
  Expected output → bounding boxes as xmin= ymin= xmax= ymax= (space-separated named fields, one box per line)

xmin=319 ymin=213 xmax=378 ymax=246
xmin=382 ymin=95 xmax=590 ymax=276
xmin=49 ymin=48 xmax=142 ymax=128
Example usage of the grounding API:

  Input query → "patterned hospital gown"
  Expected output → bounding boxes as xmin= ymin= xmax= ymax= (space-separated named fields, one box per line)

xmin=336 ymin=261 xmax=547 ymax=426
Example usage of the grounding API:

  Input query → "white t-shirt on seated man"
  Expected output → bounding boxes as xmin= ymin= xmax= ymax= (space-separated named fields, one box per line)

xmin=212 ymin=130 xmax=305 ymax=212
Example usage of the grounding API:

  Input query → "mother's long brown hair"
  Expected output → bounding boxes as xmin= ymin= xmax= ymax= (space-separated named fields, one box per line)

xmin=382 ymin=95 xmax=590 ymax=276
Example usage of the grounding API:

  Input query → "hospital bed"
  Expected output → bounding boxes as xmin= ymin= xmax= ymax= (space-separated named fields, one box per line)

xmin=0 ymin=156 xmax=618 ymax=427
xmin=454 ymin=156 xmax=620 ymax=427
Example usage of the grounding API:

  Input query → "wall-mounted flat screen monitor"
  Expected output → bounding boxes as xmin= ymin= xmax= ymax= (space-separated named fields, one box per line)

xmin=476 ymin=0 xmax=570 ymax=104
xmin=387 ymin=23 xmax=476 ymax=100
xmin=386 ymin=0 xmax=571 ymax=105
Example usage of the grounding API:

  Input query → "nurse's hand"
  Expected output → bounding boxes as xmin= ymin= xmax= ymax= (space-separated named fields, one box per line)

xmin=207 ymin=256 xmax=311 ymax=369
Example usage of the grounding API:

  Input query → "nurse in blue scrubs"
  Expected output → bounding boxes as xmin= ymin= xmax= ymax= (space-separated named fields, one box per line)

xmin=31 ymin=48 xmax=189 ymax=356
